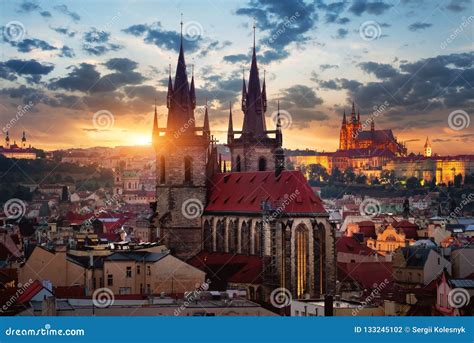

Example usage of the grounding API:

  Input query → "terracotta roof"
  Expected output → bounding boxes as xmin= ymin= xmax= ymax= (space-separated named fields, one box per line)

xmin=336 ymin=237 xmax=376 ymax=255
xmin=17 ymin=280 xmax=46 ymax=303
xmin=205 ymin=171 xmax=326 ymax=215
xmin=393 ymin=220 xmax=419 ymax=239
xmin=338 ymin=262 xmax=393 ymax=289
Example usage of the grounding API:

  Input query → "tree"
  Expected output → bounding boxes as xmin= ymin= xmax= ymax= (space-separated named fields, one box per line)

xmin=329 ymin=167 xmax=343 ymax=183
xmin=308 ymin=164 xmax=329 ymax=182
xmin=406 ymin=176 xmax=420 ymax=190
xmin=371 ymin=177 xmax=380 ymax=185
xmin=454 ymin=174 xmax=463 ymax=188
xmin=343 ymin=167 xmax=356 ymax=183
xmin=355 ymin=174 xmax=367 ymax=184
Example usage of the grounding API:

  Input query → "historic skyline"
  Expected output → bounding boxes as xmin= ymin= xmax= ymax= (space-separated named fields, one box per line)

xmin=0 ymin=0 xmax=472 ymax=154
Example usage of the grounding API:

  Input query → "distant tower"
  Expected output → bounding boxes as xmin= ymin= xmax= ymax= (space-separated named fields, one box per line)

xmin=339 ymin=110 xmax=347 ymax=150
xmin=152 ymin=19 xmax=217 ymax=259
xmin=21 ymin=131 xmax=27 ymax=149
xmin=227 ymin=23 xmax=283 ymax=173
xmin=5 ymin=131 xmax=10 ymax=149
xmin=424 ymin=137 xmax=432 ymax=157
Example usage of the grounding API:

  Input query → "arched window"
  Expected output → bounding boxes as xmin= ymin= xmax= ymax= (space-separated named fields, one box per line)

xmin=236 ymin=155 xmax=241 ymax=172
xmin=160 ymin=156 xmax=166 ymax=184
xmin=258 ymin=157 xmax=266 ymax=171
xmin=184 ymin=157 xmax=192 ymax=183
xmin=203 ymin=220 xmax=212 ymax=251
xmin=241 ymin=221 xmax=250 ymax=255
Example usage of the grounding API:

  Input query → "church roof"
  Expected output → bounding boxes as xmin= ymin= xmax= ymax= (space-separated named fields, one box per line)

xmin=355 ymin=129 xmax=396 ymax=143
xmin=205 ymin=170 xmax=326 ymax=215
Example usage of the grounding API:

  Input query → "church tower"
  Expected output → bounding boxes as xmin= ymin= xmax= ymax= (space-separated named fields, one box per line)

xmin=152 ymin=20 xmax=217 ymax=260
xmin=227 ymin=24 xmax=282 ymax=172
xmin=5 ymin=132 xmax=10 ymax=149
xmin=21 ymin=131 xmax=27 ymax=149
xmin=424 ymin=136 xmax=432 ymax=157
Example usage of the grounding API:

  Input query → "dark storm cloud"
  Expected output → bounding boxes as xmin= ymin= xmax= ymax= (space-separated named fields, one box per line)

xmin=59 ymin=46 xmax=75 ymax=58
xmin=316 ymin=52 xmax=473 ymax=125
xmin=123 ymin=22 xmax=201 ymax=52
xmin=0 ymin=59 xmax=54 ymax=82
xmin=281 ymin=85 xmax=324 ymax=108
xmin=51 ymin=26 xmax=76 ymax=37
xmin=316 ymin=1 xmax=350 ymax=24
xmin=348 ymin=0 xmax=392 ymax=16
xmin=358 ymin=62 xmax=398 ymax=78
xmin=104 ymin=58 xmax=138 ymax=72
xmin=223 ymin=54 xmax=248 ymax=64
xmin=10 ymin=38 xmax=56 ymax=53
xmin=235 ymin=0 xmax=317 ymax=63
xmin=49 ymin=61 xmax=147 ymax=94
xmin=408 ymin=22 xmax=432 ymax=31
xmin=82 ymin=28 xmax=122 ymax=56
xmin=54 ymin=4 xmax=81 ymax=22
xmin=445 ymin=0 xmax=470 ymax=12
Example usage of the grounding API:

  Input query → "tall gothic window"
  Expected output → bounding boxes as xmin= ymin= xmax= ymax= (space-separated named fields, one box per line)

xmin=258 ymin=157 xmax=267 ymax=171
xmin=295 ymin=225 xmax=309 ymax=298
xmin=184 ymin=156 xmax=192 ymax=183
xmin=160 ymin=156 xmax=166 ymax=184
xmin=236 ymin=155 xmax=241 ymax=172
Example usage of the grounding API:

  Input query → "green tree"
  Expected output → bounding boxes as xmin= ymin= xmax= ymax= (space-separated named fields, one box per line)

xmin=343 ymin=167 xmax=356 ymax=183
xmin=406 ymin=176 xmax=420 ymax=190
xmin=308 ymin=164 xmax=329 ymax=182
xmin=355 ymin=174 xmax=367 ymax=184
xmin=454 ymin=174 xmax=463 ymax=188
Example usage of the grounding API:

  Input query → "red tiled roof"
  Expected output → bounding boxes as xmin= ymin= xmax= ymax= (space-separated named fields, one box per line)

xmin=338 ymin=262 xmax=393 ymax=289
xmin=336 ymin=237 xmax=375 ymax=255
xmin=188 ymin=252 xmax=263 ymax=284
xmin=17 ymin=280 xmax=45 ymax=303
xmin=393 ymin=220 xmax=419 ymax=239
xmin=205 ymin=171 xmax=326 ymax=215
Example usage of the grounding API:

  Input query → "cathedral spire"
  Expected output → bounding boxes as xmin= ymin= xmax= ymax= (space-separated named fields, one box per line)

xmin=203 ymin=98 xmax=210 ymax=139
xmin=357 ymin=109 xmax=360 ymax=124
xmin=227 ymin=101 xmax=234 ymax=144
xmin=241 ymin=67 xmax=247 ymax=112
xmin=276 ymin=99 xmax=282 ymax=146
xmin=166 ymin=63 xmax=173 ymax=109
xmin=190 ymin=63 xmax=196 ymax=110
xmin=262 ymin=69 xmax=267 ymax=112
xmin=242 ymin=22 xmax=267 ymax=138
xmin=342 ymin=110 xmax=347 ymax=125
xmin=166 ymin=18 xmax=195 ymax=133
xmin=152 ymin=98 xmax=159 ymax=147
xmin=351 ymin=101 xmax=356 ymax=123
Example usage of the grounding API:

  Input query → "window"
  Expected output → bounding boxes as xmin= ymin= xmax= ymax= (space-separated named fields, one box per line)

xmin=147 ymin=265 xmax=151 ymax=276
xmin=107 ymin=274 xmax=113 ymax=286
xmin=126 ymin=266 xmax=132 ymax=278
xmin=119 ymin=287 xmax=131 ymax=295
xmin=236 ymin=155 xmax=241 ymax=172
xmin=160 ymin=156 xmax=166 ymax=184
xmin=184 ymin=156 xmax=192 ymax=182
xmin=137 ymin=265 xmax=141 ymax=275
xmin=258 ymin=157 xmax=266 ymax=171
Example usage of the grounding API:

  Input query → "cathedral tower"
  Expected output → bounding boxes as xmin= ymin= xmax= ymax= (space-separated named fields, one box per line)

xmin=152 ymin=21 xmax=217 ymax=260
xmin=424 ymin=136 xmax=432 ymax=157
xmin=227 ymin=24 xmax=282 ymax=172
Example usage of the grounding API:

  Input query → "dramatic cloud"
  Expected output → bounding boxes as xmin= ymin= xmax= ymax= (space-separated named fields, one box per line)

xmin=59 ymin=46 xmax=75 ymax=58
xmin=104 ymin=58 xmax=138 ymax=72
xmin=316 ymin=1 xmax=350 ymax=24
xmin=54 ymin=4 xmax=81 ymax=22
xmin=235 ymin=0 xmax=317 ymax=63
xmin=349 ymin=0 xmax=392 ymax=16
xmin=10 ymin=38 xmax=56 ymax=53
xmin=281 ymin=85 xmax=324 ymax=109
xmin=82 ymin=28 xmax=122 ymax=56
xmin=358 ymin=62 xmax=398 ymax=78
xmin=408 ymin=22 xmax=432 ymax=31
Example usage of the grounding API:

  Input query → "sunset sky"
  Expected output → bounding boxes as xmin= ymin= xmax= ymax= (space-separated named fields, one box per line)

xmin=0 ymin=0 xmax=472 ymax=155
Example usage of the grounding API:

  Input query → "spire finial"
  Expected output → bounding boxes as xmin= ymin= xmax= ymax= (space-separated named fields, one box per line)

xmin=168 ymin=61 xmax=171 ymax=77
xmin=253 ymin=17 xmax=256 ymax=49
xmin=180 ymin=13 xmax=183 ymax=37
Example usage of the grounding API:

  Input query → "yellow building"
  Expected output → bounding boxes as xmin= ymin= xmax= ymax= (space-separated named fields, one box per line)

xmin=384 ymin=155 xmax=474 ymax=185
xmin=367 ymin=225 xmax=414 ymax=256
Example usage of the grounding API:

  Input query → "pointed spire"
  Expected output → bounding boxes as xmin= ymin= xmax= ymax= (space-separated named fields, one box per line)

xmin=227 ymin=101 xmax=234 ymax=144
xmin=342 ymin=110 xmax=347 ymax=125
xmin=190 ymin=63 xmax=196 ymax=110
xmin=371 ymin=118 xmax=375 ymax=131
xmin=5 ymin=131 xmax=9 ymax=141
xmin=166 ymin=63 xmax=173 ymax=109
xmin=262 ymin=69 xmax=267 ymax=113
xmin=241 ymin=67 xmax=247 ymax=112
xmin=203 ymin=98 xmax=210 ymax=139
xmin=424 ymin=136 xmax=431 ymax=147
xmin=351 ymin=101 xmax=356 ymax=123
xmin=276 ymin=100 xmax=282 ymax=146
xmin=253 ymin=17 xmax=256 ymax=51
xmin=22 ymin=131 xmax=26 ymax=142
xmin=357 ymin=109 xmax=360 ymax=124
